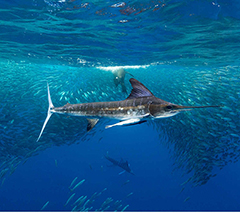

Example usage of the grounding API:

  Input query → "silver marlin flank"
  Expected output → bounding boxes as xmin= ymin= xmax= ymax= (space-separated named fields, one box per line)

xmin=37 ymin=78 xmax=219 ymax=141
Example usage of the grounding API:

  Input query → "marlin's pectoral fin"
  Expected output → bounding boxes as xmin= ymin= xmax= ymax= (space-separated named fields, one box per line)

xmin=124 ymin=120 xmax=147 ymax=126
xmin=87 ymin=118 xmax=99 ymax=132
xmin=105 ymin=118 xmax=142 ymax=129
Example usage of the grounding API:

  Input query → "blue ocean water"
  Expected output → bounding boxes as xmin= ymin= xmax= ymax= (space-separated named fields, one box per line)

xmin=1 ymin=0 xmax=240 ymax=211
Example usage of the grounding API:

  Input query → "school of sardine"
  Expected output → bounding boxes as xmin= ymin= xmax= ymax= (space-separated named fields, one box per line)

xmin=60 ymin=176 xmax=130 ymax=212
xmin=0 ymin=62 xmax=239 ymax=193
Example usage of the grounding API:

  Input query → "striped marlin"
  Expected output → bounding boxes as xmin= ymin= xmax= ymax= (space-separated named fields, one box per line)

xmin=37 ymin=78 xmax=219 ymax=141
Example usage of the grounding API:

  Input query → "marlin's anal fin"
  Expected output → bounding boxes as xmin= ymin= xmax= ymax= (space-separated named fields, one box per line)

xmin=105 ymin=118 xmax=141 ymax=129
xmin=87 ymin=118 xmax=99 ymax=132
xmin=127 ymin=78 xmax=154 ymax=99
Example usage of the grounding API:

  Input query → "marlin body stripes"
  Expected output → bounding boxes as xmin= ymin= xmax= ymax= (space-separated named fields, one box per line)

xmin=37 ymin=78 xmax=219 ymax=141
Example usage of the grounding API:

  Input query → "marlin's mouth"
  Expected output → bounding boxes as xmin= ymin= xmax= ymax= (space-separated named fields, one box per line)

xmin=172 ymin=108 xmax=192 ymax=113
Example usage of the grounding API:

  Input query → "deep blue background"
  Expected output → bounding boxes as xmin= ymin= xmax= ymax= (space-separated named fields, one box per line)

xmin=1 ymin=123 xmax=240 ymax=211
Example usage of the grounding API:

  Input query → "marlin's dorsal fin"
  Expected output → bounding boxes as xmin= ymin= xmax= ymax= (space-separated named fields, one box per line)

xmin=127 ymin=78 xmax=154 ymax=99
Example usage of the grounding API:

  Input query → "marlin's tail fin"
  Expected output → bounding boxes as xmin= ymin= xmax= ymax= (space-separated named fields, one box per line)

xmin=36 ymin=83 xmax=54 ymax=142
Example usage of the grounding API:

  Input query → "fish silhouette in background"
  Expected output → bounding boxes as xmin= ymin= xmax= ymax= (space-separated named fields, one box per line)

xmin=105 ymin=153 xmax=134 ymax=175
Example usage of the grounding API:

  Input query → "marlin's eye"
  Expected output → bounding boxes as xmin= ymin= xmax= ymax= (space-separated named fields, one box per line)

xmin=166 ymin=105 xmax=173 ymax=110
